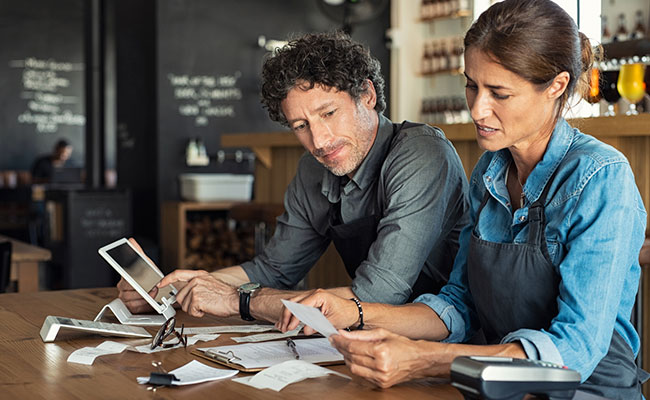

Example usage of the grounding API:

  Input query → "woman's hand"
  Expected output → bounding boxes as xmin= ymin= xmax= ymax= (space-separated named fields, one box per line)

xmin=330 ymin=328 xmax=443 ymax=388
xmin=117 ymin=277 xmax=157 ymax=313
xmin=277 ymin=289 xmax=359 ymax=334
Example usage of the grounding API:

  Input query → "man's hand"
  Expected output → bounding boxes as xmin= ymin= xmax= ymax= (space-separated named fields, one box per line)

xmin=157 ymin=269 xmax=239 ymax=318
xmin=277 ymin=289 xmax=359 ymax=334
xmin=329 ymin=328 xmax=437 ymax=388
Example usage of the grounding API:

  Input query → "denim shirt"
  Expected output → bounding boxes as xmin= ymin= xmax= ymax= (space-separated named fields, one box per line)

xmin=415 ymin=118 xmax=646 ymax=382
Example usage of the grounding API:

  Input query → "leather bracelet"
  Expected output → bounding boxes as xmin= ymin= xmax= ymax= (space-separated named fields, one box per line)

xmin=349 ymin=298 xmax=364 ymax=330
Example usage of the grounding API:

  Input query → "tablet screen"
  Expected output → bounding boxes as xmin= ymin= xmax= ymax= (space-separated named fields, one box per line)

xmin=106 ymin=243 xmax=174 ymax=305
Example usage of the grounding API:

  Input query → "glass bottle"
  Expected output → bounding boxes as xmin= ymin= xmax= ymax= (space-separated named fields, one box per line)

xmin=615 ymin=13 xmax=629 ymax=42
xmin=420 ymin=0 xmax=428 ymax=19
xmin=432 ymin=0 xmax=442 ymax=19
xmin=422 ymin=42 xmax=432 ymax=75
xmin=448 ymin=38 xmax=460 ymax=71
xmin=439 ymin=39 xmax=449 ymax=72
xmin=601 ymin=15 xmax=612 ymax=44
xmin=439 ymin=0 xmax=451 ymax=18
xmin=431 ymin=41 xmax=441 ymax=73
xmin=449 ymin=0 xmax=460 ymax=15
xmin=632 ymin=10 xmax=646 ymax=39
xmin=455 ymin=37 xmax=464 ymax=71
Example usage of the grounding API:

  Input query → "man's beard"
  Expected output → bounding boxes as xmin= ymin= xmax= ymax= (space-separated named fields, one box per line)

xmin=314 ymin=139 xmax=369 ymax=176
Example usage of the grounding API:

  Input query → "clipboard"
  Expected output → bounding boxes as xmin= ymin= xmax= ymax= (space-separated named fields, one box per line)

xmin=192 ymin=338 xmax=344 ymax=372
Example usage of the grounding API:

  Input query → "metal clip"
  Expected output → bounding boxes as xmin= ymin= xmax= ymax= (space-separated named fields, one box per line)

xmin=206 ymin=349 xmax=242 ymax=364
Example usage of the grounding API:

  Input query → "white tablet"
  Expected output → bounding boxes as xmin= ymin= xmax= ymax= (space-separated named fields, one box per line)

xmin=98 ymin=238 xmax=177 ymax=320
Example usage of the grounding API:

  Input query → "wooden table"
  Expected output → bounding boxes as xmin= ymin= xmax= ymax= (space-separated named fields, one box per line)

xmin=0 ymin=234 xmax=51 ymax=292
xmin=0 ymin=288 xmax=463 ymax=399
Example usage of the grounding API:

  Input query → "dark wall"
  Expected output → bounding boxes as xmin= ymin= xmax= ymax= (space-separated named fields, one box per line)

xmin=0 ymin=0 xmax=85 ymax=171
xmin=155 ymin=0 xmax=391 ymax=202
xmin=114 ymin=0 xmax=158 ymax=242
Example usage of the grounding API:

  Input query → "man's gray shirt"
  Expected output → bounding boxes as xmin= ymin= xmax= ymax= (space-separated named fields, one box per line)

xmin=241 ymin=114 xmax=470 ymax=304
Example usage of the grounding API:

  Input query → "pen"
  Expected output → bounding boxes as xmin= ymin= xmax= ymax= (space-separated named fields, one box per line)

xmin=286 ymin=338 xmax=300 ymax=359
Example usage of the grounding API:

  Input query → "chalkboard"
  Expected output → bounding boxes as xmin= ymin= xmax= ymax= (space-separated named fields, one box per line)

xmin=0 ymin=0 xmax=85 ymax=171
xmin=47 ymin=189 xmax=132 ymax=289
xmin=155 ymin=0 xmax=391 ymax=201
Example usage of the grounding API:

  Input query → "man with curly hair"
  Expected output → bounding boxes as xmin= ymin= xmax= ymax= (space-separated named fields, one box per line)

xmin=118 ymin=32 xmax=469 ymax=324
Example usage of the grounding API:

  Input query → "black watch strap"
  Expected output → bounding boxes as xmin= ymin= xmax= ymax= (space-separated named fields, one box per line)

xmin=239 ymin=291 xmax=254 ymax=321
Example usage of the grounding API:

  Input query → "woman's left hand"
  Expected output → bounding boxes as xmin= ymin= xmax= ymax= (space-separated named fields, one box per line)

xmin=330 ymin=328 xmax=442 ymax=388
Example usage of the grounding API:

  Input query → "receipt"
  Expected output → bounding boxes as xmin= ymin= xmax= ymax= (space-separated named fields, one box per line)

xmin=67 ymin=341 xmax=130 ymax=365
xmin=233 ymin=360 xmax=350 ymax=391
xmin=67 ymin=334 xmax=220 ymax=363
xmin=280 ymin=300 xmax=338 ymax=338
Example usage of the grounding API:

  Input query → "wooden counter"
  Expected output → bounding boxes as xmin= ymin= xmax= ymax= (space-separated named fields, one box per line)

xmin=0 ymin=233 xmax=51 ymax=292
xmin=0 ymin=287 xmax=463 ymax=399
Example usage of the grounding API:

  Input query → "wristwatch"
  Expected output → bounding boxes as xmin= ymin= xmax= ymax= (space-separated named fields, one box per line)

xmin=237 ymin=282 xmax=261 ymax=321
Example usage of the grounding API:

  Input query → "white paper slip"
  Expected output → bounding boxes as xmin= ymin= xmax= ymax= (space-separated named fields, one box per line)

xmin=137 ymin=360 xmax=238 ymax=386
xmin=232 ymin=360 xmax=350 ymax=391
xmin=231 ymin=325 xmax=303 ymax=343
xmin=280 ymin=300 xmax=338 ymax=338
xmin=198 ymin=337 xmax=342 ymax=370
xmin=176 ymin=325 xmax=275 ymax=335
xmin=68 ymin=333 xmax=221 ymax=362
xmin=67 ymin=341 xmax=130 ymax=365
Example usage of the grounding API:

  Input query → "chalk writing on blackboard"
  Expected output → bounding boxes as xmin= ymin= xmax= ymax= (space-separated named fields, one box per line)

xmin=79 ymin=206 xmax=127 ymax=239
xmin=167 ymin=71 xmax=242 ymax=127
xmin=9 ymin=57 xmax=85 ymax=134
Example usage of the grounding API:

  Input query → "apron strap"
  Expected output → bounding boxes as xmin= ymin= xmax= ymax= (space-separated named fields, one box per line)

xmin=526 ymin=168 xmax=560 ymax=250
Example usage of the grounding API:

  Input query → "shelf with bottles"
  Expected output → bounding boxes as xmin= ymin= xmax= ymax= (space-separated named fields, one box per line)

xmin=420 ymin=96 xmax=471 ymax=126
xmin=601 ymin=9 xmax=648 ymax=60
xmin=419 ymin=0 xmax=471 ymax=22
xmin=420 ymin=36 xmax=465 ymax=76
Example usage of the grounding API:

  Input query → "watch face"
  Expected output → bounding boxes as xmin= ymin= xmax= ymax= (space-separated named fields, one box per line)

xmin=239 ymin=282 xmax=261 ymax=293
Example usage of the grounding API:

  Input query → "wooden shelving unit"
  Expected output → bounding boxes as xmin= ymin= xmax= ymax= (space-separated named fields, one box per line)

xmin=160 ymin=201 xmax=239 ymax=273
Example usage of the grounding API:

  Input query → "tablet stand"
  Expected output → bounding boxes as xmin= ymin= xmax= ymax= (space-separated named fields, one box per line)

xmin=94 ymin=298 xmax=169 ymax=326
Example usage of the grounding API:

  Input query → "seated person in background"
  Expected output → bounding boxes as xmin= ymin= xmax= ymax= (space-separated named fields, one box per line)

xmin=31 ymin=139 xmax=73 ymax=184
xmin=279 ymin=1 xmax=647 ymax=398
xmin=118 ymin=31 xmax=470 ymax=323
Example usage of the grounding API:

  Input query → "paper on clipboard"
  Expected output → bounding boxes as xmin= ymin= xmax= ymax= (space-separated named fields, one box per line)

xmin=194 ymin=337 xmax=343 ymax=372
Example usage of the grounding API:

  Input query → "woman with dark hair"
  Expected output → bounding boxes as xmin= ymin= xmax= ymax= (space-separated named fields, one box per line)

xmin=279 ymin=0 xmax=647 ymax=397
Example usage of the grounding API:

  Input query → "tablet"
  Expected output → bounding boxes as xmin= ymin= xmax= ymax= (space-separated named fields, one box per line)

xmin=98 ymin=238 xmax=177 ymax=320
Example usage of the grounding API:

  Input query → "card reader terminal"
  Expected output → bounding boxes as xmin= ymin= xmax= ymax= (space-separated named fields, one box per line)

xmin=450 ymin=356 xmax=581 ymax=400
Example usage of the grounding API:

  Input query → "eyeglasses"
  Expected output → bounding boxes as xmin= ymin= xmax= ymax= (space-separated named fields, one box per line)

xmin=151 ymin=317 xmax=187 ymax=350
